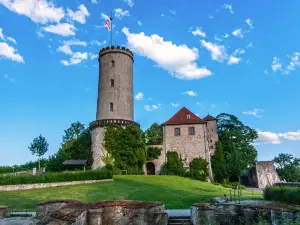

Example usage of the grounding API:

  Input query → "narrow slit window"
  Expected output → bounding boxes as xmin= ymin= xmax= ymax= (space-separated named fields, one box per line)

xmin=111 ymin=79 xmax=114 ymax=87
xmin=111 ymin=60 xmax=115 ymax=67
xmin=110 ymin=102 xmax=113 ymax=112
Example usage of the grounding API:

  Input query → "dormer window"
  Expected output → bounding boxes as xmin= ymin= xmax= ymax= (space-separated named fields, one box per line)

xmin=111 ymin=60 xmax=115 ymax=67
xmin=187 ymin=114 xmax=191 ymax=119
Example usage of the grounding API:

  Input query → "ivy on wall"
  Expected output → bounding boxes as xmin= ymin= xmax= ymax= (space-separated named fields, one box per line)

xmin=146 ymin=147 xmax=162 ymax=161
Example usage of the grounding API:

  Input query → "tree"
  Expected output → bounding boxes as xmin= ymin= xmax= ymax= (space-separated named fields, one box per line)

xmin=161 ymin=151 xmax=185 ymax=176
xmin=28 ymin=135 xmax=49 ymax=171
xmin=145 ymin=123 xmax=163 ymax=145
xmin=216 ymin=113 xmax=258 ymax=181
xmin=62 ymin=121 xmax=85 ymax=145
xmin=273 ymin=153 xmax=300 ymax=182
xmin=211 ymin=141 xmax=225 ymax=183
xmin=104 ymin=124 xmax=146 ymax=173
xmin=189 ymin=157 xmax=209 ymax=181
xmin=147 ymin=147 xmax=162 ymax=161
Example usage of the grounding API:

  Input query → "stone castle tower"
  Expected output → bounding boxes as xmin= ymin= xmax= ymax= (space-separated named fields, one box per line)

xmin=90 ymin=46 xmax=139 ymax=169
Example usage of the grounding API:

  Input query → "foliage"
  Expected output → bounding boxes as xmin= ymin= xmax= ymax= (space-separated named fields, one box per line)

xmin=221 ymin=180 xmax=246 ymax=189
xmin=264 ymin=186 xmax=300 ymax=205
xmin=211 ymin=141 xmax=225 ymax=182
xmin=146 ymin=147 xmax=162 ymax=161
xmin=273 ymin=153 xmax=300 ymax=182
xmin=46 ymin=150 xmax=71 ymax=172
xmin=188 ymin=157 xmax=209 ymax=181
xmin=216 ymin=113 xmax=258 ymax=181
xmin=0 ymin=169 xmax=112 ymax=185
xmin=161 ymin=151 xmax=185 ymax=176
xmin=144 ymin=123 xmax=163 ymax=145
xmin=101 ymin=152 xmax=115 ymax=165
xmin=62 ymin=121 xmax=85 ymax=144
xmin=28 ymin=135 xmax=49 ymax=171
xmin=0 ymin=166 xmax=13 ymax=174
xmin=104 ymin=124 xmax=146 ymax=173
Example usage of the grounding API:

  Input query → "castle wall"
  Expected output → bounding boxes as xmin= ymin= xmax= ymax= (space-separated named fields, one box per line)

xmin=206 ymin=120 xmax=218 ymax=155
xmin=163 ymin=124 xmax=208 ymax=167
xmin=144 ymin=145 xmax=165 ymax=175
xmin=91 ymin=127 xmax=105 ymax=169
xmin=255 ymin=161 xmax=281 ymax=188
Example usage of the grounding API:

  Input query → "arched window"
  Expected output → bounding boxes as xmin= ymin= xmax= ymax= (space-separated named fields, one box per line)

xmin=111 ymin=79 xmax=114 ymax=87
xmin=110 ymin=102 xmax=113 ymax=112
xmin=111 ymin=60 xmax=115 ymax=67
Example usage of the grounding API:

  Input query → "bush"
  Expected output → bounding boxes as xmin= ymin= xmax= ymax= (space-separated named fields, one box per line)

xmin=221 ymin=180 xmax=246 ymax=189
xmin=188 ymin=157 xmax=209 ymax=181
xmin=161 ymin=152 xmax=185 ymax=176
xmin=147 ymin=147 xmax=162 ymax=161
xmin=0 ymin=166 xmax=12 ymax=174
xmin=264 ymin=186 xmax=300 ymax=205
xmin=0 ymin=169 xmax=112 ymax=185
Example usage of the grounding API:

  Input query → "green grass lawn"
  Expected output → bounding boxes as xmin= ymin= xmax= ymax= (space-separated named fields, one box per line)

xmin=0 ymin=175 xmax=263 ymax=210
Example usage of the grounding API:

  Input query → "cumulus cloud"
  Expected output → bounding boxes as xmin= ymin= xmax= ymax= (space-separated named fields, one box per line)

xmin=91 ymin=40 xmax=106 ymax=46
xmin=61 ymin=52 xmax=88 ymax=66
xmin=201 ymin=40 xmax=227 ymax=62
xmin=222 ymin=33 xmax=229 ymax=38
xmin=256 ymin=131 xmax=281 ymax=144
xmin=63 ymin=39 xmax=86 ymax=47
xmin=228 ymin=56 xmax=241 ymax=65
xmin=232 ymin=28 xmax=243 ymax=39
xmin=222 ymin=4 xmax=234 ymax=14
xmin=67 ymin=4 xmax=89 ymax=24
xmin=57 ymin=44 xmax=73 ymax=55
xmin=245 ymin=18 xmax=254 ymax=29
xmin=135 ymin=92 xmax=144 ymax=100
xmin=42 ymin=23 xmax=76 ymax=36
xmin=144 ymin=104 xmax=161 ymax=112
xmin=114 ymin=8 xmax=130 ymax=19
xmin=278 ymin=131 xmax=300 ymax=141
xmin=122 ymin=27 xmax=212 ymax=80
xmin=171 ymin=103 xmax=180 ymax=107
xmin=123 ymin=0 xmax=134 ymax=7
xmin=0 ymin=0 xmax=64 ymax=24
xmin=271 ymin=57 xmax=282 ymax=72
xmin=182 ymin=90 xmax=197 ymax=96
xmin=243 ymin=109 xmax=264 ymax=118
xmin=286 ymin=52 xmax=300 ymax=72
xmin=101 ymin=13 xmax=109 ymax=20
xmin=91 ymin=0 xmax=97 ymax=4
xmin=191 ymin=27 xmax=206 ymax=38
xmin=0 ymin=42 xmax=24 ymax=63
xmin=0 ymin=28 xmax=17 ymax=44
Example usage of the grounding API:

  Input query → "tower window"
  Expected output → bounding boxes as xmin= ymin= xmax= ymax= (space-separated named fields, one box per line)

xmin=111 ymin=60 xmax=115 ymax=67
xmin=111 ymin=79 xmax=114 ymax=87
xmin=174 ymin=128 xmax=181 ymax=136
xmin=189 ymin=127 xmax=195 ymax=135
xmin=110 ymin=102 xmax=113 ymax=112
xmin=187 ymin=114 xmax=191 ymax=119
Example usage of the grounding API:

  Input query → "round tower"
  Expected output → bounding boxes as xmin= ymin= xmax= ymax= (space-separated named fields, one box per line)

xmin=90 ymin=46 xmax=139 ymax=169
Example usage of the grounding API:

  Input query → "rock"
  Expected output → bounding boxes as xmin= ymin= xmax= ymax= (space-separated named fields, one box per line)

xmin=0 ymin=206 xmax=10 ymax=218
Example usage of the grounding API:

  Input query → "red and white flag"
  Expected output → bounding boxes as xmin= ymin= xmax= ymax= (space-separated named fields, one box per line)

xmin=105 ymin=18 xmax=111 ymax=31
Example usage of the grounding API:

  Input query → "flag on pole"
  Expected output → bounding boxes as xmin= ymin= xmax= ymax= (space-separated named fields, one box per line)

xmin=105 ymin=18 xmax=111 ymax=31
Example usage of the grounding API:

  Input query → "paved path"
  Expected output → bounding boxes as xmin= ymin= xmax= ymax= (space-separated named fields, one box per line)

xmin=165 ymin=209 xmax=190 ymax=217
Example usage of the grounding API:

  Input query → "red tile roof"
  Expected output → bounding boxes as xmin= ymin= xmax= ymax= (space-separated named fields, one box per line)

xmin=203 ymin=115 xmax=216 ymax=121
xmin=162 ymin=107 xmax=206 ymax=126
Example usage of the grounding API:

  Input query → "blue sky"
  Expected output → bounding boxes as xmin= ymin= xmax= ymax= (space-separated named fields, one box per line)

xmin=0 ymin=0 xmax=299 ymax=166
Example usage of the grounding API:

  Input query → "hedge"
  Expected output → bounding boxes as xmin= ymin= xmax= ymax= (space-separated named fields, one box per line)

xmin=264 ymin=186 xmax=300 ymax=205
xmin=0 ymin=169 xmax=112 ymax=186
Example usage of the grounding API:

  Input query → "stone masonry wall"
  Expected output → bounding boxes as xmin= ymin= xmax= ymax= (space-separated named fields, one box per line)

xmin=145 ymin=145 xmax=165 ymax=175
xmin=206 ymin=120 xmax=218 ymax=155
xmin=164 ymin=124 xmax=208 ymax=167
xmin=0 ymin=179 xmax=112 ymax=192
xmin=91 ymin=126 xmax=105 ymax=169
xmin=255 ymin=161 xmax=281 ymax=188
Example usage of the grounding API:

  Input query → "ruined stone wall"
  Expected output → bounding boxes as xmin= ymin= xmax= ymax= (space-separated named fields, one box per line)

xmin=255 ymin=161 xmax=281 ymax=188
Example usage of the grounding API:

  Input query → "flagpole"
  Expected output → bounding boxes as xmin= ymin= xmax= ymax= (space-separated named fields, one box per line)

xmin=110 ymin=12 xmax=113 ymax=46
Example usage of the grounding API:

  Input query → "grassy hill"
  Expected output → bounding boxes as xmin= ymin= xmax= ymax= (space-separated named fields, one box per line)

xmin=0 ymin=175 xmax=263 ymax=210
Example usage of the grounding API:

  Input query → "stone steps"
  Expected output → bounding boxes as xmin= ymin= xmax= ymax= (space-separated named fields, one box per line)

xmin=168 ymin=216 xmax=191 ymax=225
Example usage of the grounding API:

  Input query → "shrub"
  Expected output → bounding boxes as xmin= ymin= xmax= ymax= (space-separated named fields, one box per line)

xmin=0 ymin=166 xmax=12 ymax=174
xmin=161 ymin=152 xmax=185 ymax=176
xmin=188 ymin=157 xmax=209 ymax=181
xmin=221 ymin=180 xmax=246 ymax=189
xmin=147 ymin=147 xmax=162 ymax=161
xmin=264 ymin=186 xmax=300 ymax=205
xmin=0 ymin=169 xmax=112 ymax=185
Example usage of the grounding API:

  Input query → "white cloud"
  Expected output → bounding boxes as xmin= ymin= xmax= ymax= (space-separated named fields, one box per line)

xmin=228 ymin=56 xmax=241 ymax=65
xmin=91 ymin=40 xmax=106 ymax=46
xmin=278 ymin=131 xmax=300 ymax=141
xmin=214 ymin=35 xmax=222 ymax=42
xmin=161 ymin=14 xmax=165 ymax=17
xmin=91 ymin=0 xmax=97 ymax=4
xmin=67 ymin=4 xmax=89 ymax=24
xmin=122 ymin=27 xmax=212 ymax=80
xmin=246 ymin=42 xmax=254 ymax=48
xmin=137 ymin=21 xmax=142 ymax=26
xmin=222 ymin=4 xmax=234 ymax=14
xmin=233 ymin=48 xmax=246 ymax=55
xmin=114 ymin=8 xmax=130 ymax=19
xmin=201 ymin=40 xmax=227 ymax=62
xmin=89 ymin=53 xmax=98 ymax=60
xmin=42 ymin=23 xmax=75 ymax=36
xmin=123 ymin=0 xmax=134 ymax=7
xmin=196 ymin=102 xmax=203 ymax=107
xmin=144 ymin=104 xmax=160 ymax=112
xmin=135 ymin=92 xmax=144 ymax=100
xmin=243 ymin=109 xmax=264 ymax=118
xmin=0 ymin=0 xmax=65 ymax=24
xmin=232 ymin=28 xmax=243 ymax=39
xmin=256 ymin=132 xmax=281 ymax=144
xmin=36 ymin=31 xmax=45 ymax=38
xmin=245 ymin=18 xmax=254 ymax=29
xmin=6 ymin=37 xmax=16 ymax=44
xmin=57 ymin=45 xmax=72 ymax=55
xmin=271 ymin=57 xmax=282 ymax=72
xmin=182 ymin=90 xmax=197 ymax=97
xmin=223 ymin=33 xmax=229 ymax=38
xmin=101 ymin=13 xmax=109 ymax=20
xmin=191 ymin=27 xmax=206 ymax=38
xmin=0 ymin=28 xmax=17 ymax=44
xmin=0 ymin=42 xmax=24 ymax=63
xmin=286 ymin=52 xmax=300 ymax=72
xmin=171 ymin=103 xmax=179 ymax=107
xmin=60 ymin=52 xmax=88 ymax=66
xmin=169 ymin=9 xmax=176 ymax=15
xmin=63 ymin=39 xmax=86 ymax=46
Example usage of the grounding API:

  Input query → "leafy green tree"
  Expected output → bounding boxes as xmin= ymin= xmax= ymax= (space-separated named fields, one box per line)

xmin=162 ymin=151 xmax=185 ymax=176
xmin=147 ymin=147 xmax=162 ymax=161
xmin=28 ymin=135 xmax=49 ymax=171
xmin=216 ymin=113 xmax=258 ymax=181
xmin=273 ymin=153 xmax=300 ymax=182
xmin=101 ymin=152 xmax=114 ymax=165
xmin=62 ymin=121 xmax=85 ymax=145
xmin=145 ymin=123 xmax=163 ymax=145
xmin=104 ymin=124 xmax=146 ymax=173
xmin=211 ymin=141 xmax=225 ymax=182
xmin=189 ymin=157 xmax=209 ymax=181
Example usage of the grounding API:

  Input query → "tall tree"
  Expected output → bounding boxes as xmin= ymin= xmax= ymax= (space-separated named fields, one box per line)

xmin=216 ymin=113 xmax=258 ymax=181
xmin=273 ymin=153 xmax=300 ymax=182
xmin=28 ymin=135 xmax=49 ymax=171
xmin=145 ymin=123 xmax=163 ymax=145
xmin=62 ymin=121 xmax=85 ymax=145
xmin=211 ymin=141 xmax=225 ymax=182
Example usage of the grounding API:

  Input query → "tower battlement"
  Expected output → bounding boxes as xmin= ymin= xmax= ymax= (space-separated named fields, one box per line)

xmin=99 ymin=46 xmax=134 ymax=61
